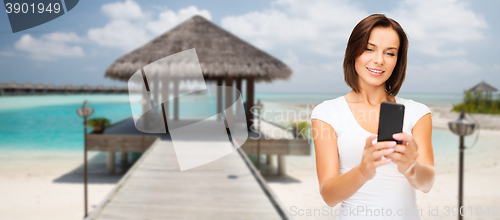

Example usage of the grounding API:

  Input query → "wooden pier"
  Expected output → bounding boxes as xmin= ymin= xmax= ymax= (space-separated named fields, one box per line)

xmin=87 ymin=117 xmax=310 ymax=176
xmin=81 ymin=14 xmax=305 ymax=219
xmin=84 ymin=117 xmax=309 ymax=219
xmin=85 ymin=137 xmax=292 ymax=219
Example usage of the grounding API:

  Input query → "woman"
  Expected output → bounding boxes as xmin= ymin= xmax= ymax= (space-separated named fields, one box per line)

xmin=311 ymin=14 xmax=435 ymax=219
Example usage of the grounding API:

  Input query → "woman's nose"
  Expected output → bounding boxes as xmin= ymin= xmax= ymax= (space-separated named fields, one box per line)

xmin=373 ymin=52 xmax=383 ymax=65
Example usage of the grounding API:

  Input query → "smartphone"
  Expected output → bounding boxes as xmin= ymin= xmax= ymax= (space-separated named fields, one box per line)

xmin=377 ymin=102 xmax=405 ymax=144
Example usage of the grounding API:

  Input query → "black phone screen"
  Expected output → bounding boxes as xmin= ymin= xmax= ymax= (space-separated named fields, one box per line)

xmin=377 ymin=102 xmax=405 ymax=144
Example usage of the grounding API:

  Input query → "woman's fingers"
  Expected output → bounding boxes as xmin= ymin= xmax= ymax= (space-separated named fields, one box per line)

xmin=386 ymin=152 xmax=412 ymax=164
xmin=393 ymin=133 xmax=417 ymax=150
xmin=373 ymin=141 xmax=397 ymax=151
xmin=393 ymin=145 xmax=418 ymax=159
xmin=365 ymin=134 xmax=377 ymax=149
xmin=374 ymin=158 xmax=392 ymax=168
xmin=372 ymin=148 xmax=394 ymax=159
xmin=360 ymin=135 xmax=397 ymax=180
xmin=367 ymin=141 xmax=397 ymax=162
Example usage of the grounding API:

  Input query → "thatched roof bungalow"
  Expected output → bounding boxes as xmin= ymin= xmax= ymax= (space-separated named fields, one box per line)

xmin=45 ymin=84 xmax=58 ymax=93
xmin=21 ymin=82 xmax=34 ymax=93
xmin=94 ymin=85 xmax=107 ymax=93
xmin=104 ymin=15 xmax=292 ymax=128
xmin=34 ymin=83 xmax=46 ymax=93
xmin=469 ymin=81 xmax=497 ymax=93
xmin=469 ymin=81 xmax=498 ymax=99
xmin=105 ymin=16 xmax=291 ymax=82
xmin=0 ymin=82 xmax=129 ymax=95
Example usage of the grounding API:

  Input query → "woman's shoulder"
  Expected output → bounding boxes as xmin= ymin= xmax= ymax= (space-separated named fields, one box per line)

xmin=395 ymin=96 xmax=432 ymax=125
xmin=311 ymin=96 xmax=346 ymax=129
xmin=395 ymin=96 xmax=430 ymax=111
xmin=312 ymin=95 xmax=345 ymax=112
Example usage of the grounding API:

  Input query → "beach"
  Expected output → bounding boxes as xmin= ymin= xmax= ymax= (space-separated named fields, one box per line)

xmin=0 ymin=151 xmax=127 ymax=220
xmin=1 ymin=97 xmax=499 ymax=219
xmin=263 ymin=105 xmax=500 ymax=220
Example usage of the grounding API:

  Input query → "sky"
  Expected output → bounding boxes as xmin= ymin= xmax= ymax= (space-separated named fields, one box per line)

xmin=0 ymin=0 xmax=499 ymax=94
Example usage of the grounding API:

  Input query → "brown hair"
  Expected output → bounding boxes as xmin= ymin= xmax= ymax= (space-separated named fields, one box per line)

xmin=343 ymin=14 xmax=409 ymax=96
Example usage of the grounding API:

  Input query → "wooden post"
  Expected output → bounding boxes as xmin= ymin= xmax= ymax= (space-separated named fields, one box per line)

xmin=278 ymin=155 xmax=286 ymax=176
xmin=236 ymin=78 xmax=242 ymax=93
xmin=246 ymin=77 xmax=255 ymax=130
xmin=107 ymin=151 xmax=115 ymax=174
xmin=236 ymin=78 xmax=242 ymax=115
xmin=217 ymin=78 xmax=222 ymax=120
xmin=266 ymin=154 xmax=273 ymax=165
xmin=173 ymin=79 xmax=179 ymax=120
xmin=225 ymin=77 xmax=233 ymax=123
xmin=83 ymin=116 xmax=88 ymax=217
xmin=458 ymin=135 xmax=464 ymax=220
xmin=121 ymin=152 xmax=128 ymax=164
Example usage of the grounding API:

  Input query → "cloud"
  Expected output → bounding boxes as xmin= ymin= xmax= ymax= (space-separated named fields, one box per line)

xmin=493 ymin=64 xmax=500 ymax=72
xmin=88 ymin=20 xmax=150 ymax=51
xmin=13 ymin=32 xmax=84 ymax=61
xmin=389 ymin=0 xmax=488 ymax=56
xmin=147 ymin=6 xmax=211 ymax=35
xmin=87 ymin=0 xmax=211 ymax=51
xmin=82 ymin=66 xmax=98 ymax=72
xmin=101 ymin=0 xmax=146 ymax=20
xmin=7 ymin=0 xmax=212 ymax=61
xmin=405 ymin=58 xmax=483 ymax=89
xmin=403 ymin=58 xmax=484 ymax=93
xmin=221 ymin=0 xmax=487 ymax=58
xmin=221 ymin=0 xmax=367 ymax=56
xmin=219 ymin=0 xmax=489 ymax=93
xmin=409 ymin=59 xmax=482 ymax=76
xmin=282 ymin=50 xmax=339 ymax=79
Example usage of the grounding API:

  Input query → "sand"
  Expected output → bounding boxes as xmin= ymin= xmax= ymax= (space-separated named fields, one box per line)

xmin=0 ymin=151 xmax=127 ymax=220
xmin=261 ymin=105 xmax=500 ymax=219
xmin=1 ymin=104 xmax=499 ymax=219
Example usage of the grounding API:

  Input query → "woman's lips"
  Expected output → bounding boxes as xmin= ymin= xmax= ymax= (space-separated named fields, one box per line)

xmin=367 ymin=67 xmax=384 ymax=76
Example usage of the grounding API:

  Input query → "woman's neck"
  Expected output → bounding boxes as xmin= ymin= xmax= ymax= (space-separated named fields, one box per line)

xmin=346 ymin=87 xmax=394 ymax=106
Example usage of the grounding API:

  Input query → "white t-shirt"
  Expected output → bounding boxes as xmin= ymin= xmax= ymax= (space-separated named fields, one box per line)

xmin=310 ymin=95 xmax=431 ymax=220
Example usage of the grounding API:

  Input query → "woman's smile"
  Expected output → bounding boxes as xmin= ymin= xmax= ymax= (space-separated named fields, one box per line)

xmin=367 ymin=67 xmax=384 ymax=76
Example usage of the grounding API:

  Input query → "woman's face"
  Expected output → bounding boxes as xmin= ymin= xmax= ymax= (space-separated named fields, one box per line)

xmin=354 ymin=27 xmax=400 ymax=89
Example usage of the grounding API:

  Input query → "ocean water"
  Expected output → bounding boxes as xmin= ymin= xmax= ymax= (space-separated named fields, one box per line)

xmin=253 ymin=92 xmax=464 ymax=106
xmin=0 ymin=93 xmax=472 ymax=155
xmin=0 ymin=95 xmax=134 ymax=151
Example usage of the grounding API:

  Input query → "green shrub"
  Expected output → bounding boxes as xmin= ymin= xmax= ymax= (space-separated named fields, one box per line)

xmin=87 ymin=117 xmax=111 ymax=128
xmin=452 ymin=90 xmax=500 ymax=114
xmin=290 ymin=121 xmax=311 ymax=139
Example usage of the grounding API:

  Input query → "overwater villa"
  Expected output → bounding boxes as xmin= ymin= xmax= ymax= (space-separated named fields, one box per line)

xmin=84 ymin=15 xmax=309 ymax=219
xmin=0 ymin=82 xmax=128 ymax=95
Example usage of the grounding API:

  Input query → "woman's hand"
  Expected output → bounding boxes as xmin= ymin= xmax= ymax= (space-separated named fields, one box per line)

xmin=358 ymin=134 xmax=396 ymax=181
xmin=385 ymin=132 xmax=419 ymax=176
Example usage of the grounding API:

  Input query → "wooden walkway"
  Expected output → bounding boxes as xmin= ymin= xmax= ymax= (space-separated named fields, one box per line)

xmin=85 ymin=137 xmax=291 ymax=219
xmin=87 ymin=117 xmax=310 ymax=175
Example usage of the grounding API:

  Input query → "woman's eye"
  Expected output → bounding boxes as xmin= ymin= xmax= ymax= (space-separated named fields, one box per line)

xmin=366 ymin=48 xmax=374 ymax=52
xmin=386 ymin=52 xmax=395 ymax=56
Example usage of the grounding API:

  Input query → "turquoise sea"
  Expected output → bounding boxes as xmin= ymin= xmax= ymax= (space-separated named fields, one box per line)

xmin=0 ymin=93 xmax=473 ymax=157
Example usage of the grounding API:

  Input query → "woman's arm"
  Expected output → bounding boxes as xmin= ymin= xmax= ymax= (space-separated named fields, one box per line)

xmin=312 ymin=119 xmax=394 ymax=207
xmin=388 ymin=113 xmax=436 ymax=193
